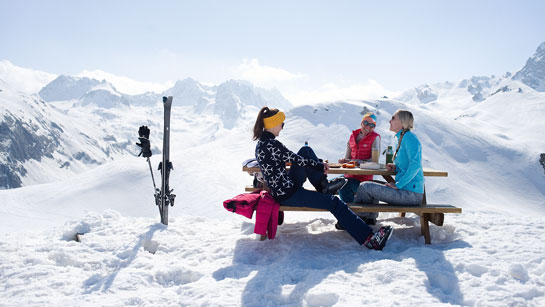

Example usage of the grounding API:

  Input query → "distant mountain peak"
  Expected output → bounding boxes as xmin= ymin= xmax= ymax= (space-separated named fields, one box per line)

xmin=79 ymin=82 xmax=129 ymax=108
xmin=538 ymin=42 xmax=545 ymax=53
xmin=39 ymin=75 xmax=102 ymax=102
xmin=512 ymin=41 xmax=545 ymax=91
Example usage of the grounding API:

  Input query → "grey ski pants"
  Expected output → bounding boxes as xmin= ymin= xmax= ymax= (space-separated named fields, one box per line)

xmin=355 ymin=181 xmax=423 ymax=206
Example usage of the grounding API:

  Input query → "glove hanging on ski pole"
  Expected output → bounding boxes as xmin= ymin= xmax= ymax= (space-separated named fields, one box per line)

xmin=136 ymin=125 xmax=152 ymax=158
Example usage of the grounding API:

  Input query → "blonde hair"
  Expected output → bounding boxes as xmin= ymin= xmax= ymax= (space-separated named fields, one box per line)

xmin=394 ymin=110 xmax=414 ymax=131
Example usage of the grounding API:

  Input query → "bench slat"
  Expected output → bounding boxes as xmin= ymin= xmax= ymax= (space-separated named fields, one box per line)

xmin=279 ymin=204 xmax=461 ymax=214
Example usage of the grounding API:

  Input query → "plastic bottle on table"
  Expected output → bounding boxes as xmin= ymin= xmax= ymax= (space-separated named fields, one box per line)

xmin=386 ymin=146 xmax=393 ymax=164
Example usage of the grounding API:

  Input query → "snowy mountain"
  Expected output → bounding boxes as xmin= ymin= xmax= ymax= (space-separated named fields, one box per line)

xmin=163 ymin=78 xmax=293 ymax=128
xmin=0 ymin=84 xmax=135 ymax=189
xmin=163 ymin=78 xmax=212 ymax=107
xmin=397 ymin=42 xmax=545 ymax=106
xmin=78 ymin=82 xmax=131 ymax=108
xmin=0 ymin=67 xmax=293 ymax=189
xmin=39 ymin=75 xmax=103 ymax=102
xmin=513 ymin=42 xmax=545 ymax=91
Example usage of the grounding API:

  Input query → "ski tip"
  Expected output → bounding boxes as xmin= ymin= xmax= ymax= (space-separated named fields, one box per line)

xmin=162 ymin=96 xmax=173 ymax=104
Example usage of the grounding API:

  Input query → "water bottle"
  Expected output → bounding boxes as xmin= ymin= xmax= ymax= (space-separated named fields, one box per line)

xmin=386 ymin=146 xmax=393 ymax=164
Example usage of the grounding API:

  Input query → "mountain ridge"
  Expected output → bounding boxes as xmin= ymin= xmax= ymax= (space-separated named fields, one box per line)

xmin=1 ymin=42 xmax=544 ymax=190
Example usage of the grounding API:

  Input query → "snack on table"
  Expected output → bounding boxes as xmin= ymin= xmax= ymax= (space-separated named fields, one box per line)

xmin=329 ymin=163 xmax=342 ymax=168
xmin=341 ymin=162 xmax=355 ymax=168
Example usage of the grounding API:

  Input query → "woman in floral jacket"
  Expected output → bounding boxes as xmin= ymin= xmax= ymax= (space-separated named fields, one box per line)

xmin=253 ymin=106 xmax=393 ymax=250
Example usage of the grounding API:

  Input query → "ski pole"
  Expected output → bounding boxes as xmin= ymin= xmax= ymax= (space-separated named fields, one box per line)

xmin=147 ymin=157 xmax=157 ymax=191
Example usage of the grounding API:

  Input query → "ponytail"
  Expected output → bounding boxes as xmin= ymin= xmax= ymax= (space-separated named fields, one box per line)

xmin=253 ymin=107 xmax=280 ymax=140
xmin=392 ymin=129 xmax=408 ymax=162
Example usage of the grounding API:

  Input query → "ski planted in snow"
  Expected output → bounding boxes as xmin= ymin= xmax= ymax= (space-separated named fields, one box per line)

xmin=156 ymin=96 xmax=175 ymax=225
xmin=136 ymin=96 xmax=175 ymax=225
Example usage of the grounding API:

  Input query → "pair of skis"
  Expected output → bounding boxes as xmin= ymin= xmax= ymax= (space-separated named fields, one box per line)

xmin=137 ymin=96 xmax=175 ymax=225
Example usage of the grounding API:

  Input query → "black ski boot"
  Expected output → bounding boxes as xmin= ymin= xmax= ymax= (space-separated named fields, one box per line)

xmin=319 ymin=177 xmax=347 ymax=195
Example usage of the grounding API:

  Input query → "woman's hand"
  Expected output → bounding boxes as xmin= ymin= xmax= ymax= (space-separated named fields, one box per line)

xmin=338 ymin=158 xmax=349 ymax=163
xmin=386 ymin=163 xmax=396 ymax=172
xmin=324 ymin=162 xmax=330 ymax=174
xmin=385 ymin=182 xmax=398 ymax=189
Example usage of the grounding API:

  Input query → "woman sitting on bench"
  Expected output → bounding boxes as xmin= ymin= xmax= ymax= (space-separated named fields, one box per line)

xmin=355 ymin=109 xmax=424 ymax=206
xmin=253 ymin=106 xmax=393 ymax=250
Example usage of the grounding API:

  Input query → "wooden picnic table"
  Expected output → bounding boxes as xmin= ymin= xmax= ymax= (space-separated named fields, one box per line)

xmin=242 ymin=164 xmax=460 ymax=244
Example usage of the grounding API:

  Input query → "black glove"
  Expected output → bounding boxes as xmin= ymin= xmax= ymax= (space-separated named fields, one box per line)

xmin=138 ymin=125 xmax=150 ymax=139
xmin=136 ymin=125 xmax=152 ymax=157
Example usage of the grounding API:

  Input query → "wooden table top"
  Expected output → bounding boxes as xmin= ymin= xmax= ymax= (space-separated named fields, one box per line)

xmin=243 ymin=165 xmax=447 ymax=177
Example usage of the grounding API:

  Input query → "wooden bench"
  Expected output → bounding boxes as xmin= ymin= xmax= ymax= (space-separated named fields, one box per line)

xmin=278 ymin=203 xmax=461 ymax=244
xmin=242 ymin=165 xmax=461 ymax=244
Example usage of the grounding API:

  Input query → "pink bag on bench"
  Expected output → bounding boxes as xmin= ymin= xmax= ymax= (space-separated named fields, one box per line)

xmin=223 ymin=191 xmax=261 ymax=219
xmin=223 ymin=191 xmax=281 ymax=239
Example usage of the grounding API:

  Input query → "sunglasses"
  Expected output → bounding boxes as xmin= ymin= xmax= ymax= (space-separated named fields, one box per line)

xmin=362 ymin=121 xmax=376 ymax=128
xmin=281 ymin=122 xmax=285 ymax=129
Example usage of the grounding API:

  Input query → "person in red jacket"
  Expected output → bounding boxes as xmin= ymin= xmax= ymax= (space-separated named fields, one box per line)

xmin=336 ymin=112 xmax=381 ymax=228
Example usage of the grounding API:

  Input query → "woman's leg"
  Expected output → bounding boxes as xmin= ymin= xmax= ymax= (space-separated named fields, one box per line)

xmin=281 ymin=188 xmax=373 ymax=245
xmin=335 ymin=178 xmax=377 ymax=225
xmin=337 ymin=177 xmax=360 ymax=203
xmin=288 ymin=146 xmax=325 ymax=190
xmin=355 ymin=182 xmax=423 ymax=205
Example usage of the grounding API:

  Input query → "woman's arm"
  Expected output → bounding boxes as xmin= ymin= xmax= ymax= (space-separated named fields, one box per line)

xmin=277 ymin=141 xmax=324 ymax=171
xmin=339 ymin=142 xmax=351 ymax=163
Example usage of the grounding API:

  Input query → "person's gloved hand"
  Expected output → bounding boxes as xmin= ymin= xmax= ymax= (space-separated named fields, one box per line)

xmin=136 ymin=126 xmax=152 ymax=157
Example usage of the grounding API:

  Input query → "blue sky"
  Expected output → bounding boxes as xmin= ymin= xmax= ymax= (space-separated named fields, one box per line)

xmin=1 ymin=0 xmax=544 ymax=104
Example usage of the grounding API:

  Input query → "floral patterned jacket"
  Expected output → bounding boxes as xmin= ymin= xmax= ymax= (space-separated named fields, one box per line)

xmin=255 ymin=131 xmax=324 ymax=201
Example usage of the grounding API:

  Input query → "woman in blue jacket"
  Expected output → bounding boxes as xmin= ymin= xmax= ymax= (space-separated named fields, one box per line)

xmin=253 ymin=106 xmax=393 ymax=250
xmin=355 ymin=110 xmax=424 ymax=206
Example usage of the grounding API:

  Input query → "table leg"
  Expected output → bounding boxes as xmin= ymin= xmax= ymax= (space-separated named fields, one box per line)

xmin=421 ymin=214 xmax=431 ymax=244
xmin=428 ymin=213 xmax=444 ymax=226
